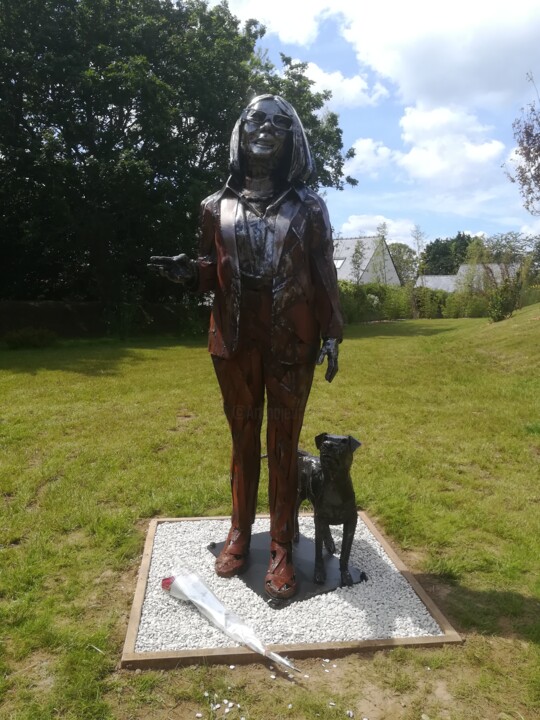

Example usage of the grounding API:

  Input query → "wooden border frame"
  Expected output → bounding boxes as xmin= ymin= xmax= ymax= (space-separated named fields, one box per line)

xmin=120 ymin=514 xmax=461 ymax=669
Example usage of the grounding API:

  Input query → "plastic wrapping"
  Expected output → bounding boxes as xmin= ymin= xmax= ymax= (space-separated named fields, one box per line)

xmin=162 ymin=567 xmax=298 ymax=672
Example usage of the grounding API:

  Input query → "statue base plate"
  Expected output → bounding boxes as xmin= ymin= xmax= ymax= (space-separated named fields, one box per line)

xmin=208 ymin=531 xmax=367 ymax=608
xmin=120 ymin=514 xmax=462 ymax=669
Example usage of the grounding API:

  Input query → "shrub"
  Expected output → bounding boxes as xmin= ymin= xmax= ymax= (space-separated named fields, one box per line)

xmin=413 ymin=287 xmax=448 ymax=318
xmin=464 ymin=294 xmax=490 ymax=318
xmin=338 ymin=281 xmax=370 ymax=323
xmin=442 ymin=292 xmax=465 ymax=318
xmin=337 ymin=280 xmax=509 ymax=323
xmin=520 ymin=284 xmax=540 ymax=307
xmin=381 ymin=285 xmax=411 ymax=320
xmin=4 ymin=327 xmax=58 ymax=349
xmin=487 ymin=278 xmax=521 ymax=322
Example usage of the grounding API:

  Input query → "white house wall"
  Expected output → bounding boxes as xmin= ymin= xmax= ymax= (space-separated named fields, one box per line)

xmin=361 ymin=248 xmax=401 ymax=286
xmin=333 ymin=237 xmax=401 ymax=286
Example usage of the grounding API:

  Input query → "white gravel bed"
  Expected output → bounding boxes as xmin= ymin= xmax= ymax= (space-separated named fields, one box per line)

xmin=134 ymin=517 xmax=443 ymax=653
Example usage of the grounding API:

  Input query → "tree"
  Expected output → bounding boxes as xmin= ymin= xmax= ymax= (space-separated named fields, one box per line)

xmin=462 ymin=232 xmax=538 ymax=285
xmin=350 ymin=239 xmax=366 ymax=285
xmin=0 ymin=1 xmax=354 ymax=305
xmin=410 ymin=224 xmax=427 ymax=257
xmin=482 ymin=231 xmax=536 ymax=264
xmin=459 ymin=233 xmax=539 ymax=321
xmin=388 ymin=242 xmax=418 ymax=284
xmin=1 ymin=0 xmax=261 ymax=303
xmin=419 ymin=232 xmax=474 ymax=275
xmin=372 ymin=221 xmax=389 ymax=284
xmin=530 ymin=238 xmax=540 ymax=281
xmin=510 ymin=74 xmax=540 ymax=215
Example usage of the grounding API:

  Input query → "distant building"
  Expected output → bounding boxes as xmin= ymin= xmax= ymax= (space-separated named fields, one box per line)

xmin=415 ymin=263 xmax=520 ymax=292
xmin=333 ymin=236 xmax=401 ymax=286
xmin=455 ymin=263 xmax=520 ymax=290
xmin=415 ymin=275 xmax=458 ymax=292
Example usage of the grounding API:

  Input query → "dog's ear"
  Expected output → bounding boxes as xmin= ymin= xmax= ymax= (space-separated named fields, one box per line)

xmin=315 ymin=433 xmax=328 ymax=449
xmin=348 ymin=436 xmax=361 ymax=452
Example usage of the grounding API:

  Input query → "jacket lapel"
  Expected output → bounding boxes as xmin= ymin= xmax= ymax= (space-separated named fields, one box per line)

xmin=220 ymin=189 xmax=305 ymax=280
xmin=273 ymin=196 xmax=303 ymax=272
xmin=219 ymin=196 xmax=240 ymax=278
xmin=219 ymin=195 xmax=241 ymax=353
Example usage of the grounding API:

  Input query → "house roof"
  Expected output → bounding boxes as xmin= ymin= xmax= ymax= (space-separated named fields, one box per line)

xmin=333 ymin=237 xmax=378 ymax=278
xmin=456 ymin=263 xmax=519 ymax=284
xmin=414 ymin=275 xmax=458 ymax=292
xmin=415 ymin=262 xmax=520 ymax=292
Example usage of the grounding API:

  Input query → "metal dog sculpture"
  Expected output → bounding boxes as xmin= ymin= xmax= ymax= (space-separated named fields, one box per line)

xmin=295 ymin=433 xmax=362 ymax=586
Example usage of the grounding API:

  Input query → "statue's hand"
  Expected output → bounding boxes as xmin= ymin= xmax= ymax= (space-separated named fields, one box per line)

xmin=317 ymin=337 xmax=339 ymax=383
xmin=147 ymin=254 xmax=196 ymax=285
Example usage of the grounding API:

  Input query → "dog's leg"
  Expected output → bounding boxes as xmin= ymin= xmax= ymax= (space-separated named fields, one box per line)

xmin=313 ymin=514 xmax=326 ymax=584
xmin=293 ymin=491 xmax=303 ymax=544
xmin=322 ymin=526 xmax=336 ymax=555
xmin=339 ymin=513 xmax=358 ymax=586
xmin=293 ymin=487 xmax=307 ymax=542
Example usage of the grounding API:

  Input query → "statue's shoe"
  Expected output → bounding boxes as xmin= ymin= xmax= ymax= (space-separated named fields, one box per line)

xmin=215 ymin=526 xmax=251 ymax=578
xmin=265 ymin=540 xmax=297 ymax=599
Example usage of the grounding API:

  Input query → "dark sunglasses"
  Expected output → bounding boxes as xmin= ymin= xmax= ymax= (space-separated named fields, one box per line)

xmin=244 ymin=109 xmax=293 ymax=130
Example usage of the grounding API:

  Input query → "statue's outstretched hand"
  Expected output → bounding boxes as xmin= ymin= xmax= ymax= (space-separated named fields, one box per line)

xmin=317 ymin=338 xmax=339 ymax=383
xmin=148 ymin=254 xmax=196 ymax=285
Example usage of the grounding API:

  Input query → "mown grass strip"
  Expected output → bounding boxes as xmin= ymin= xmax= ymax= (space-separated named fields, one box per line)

xmin=1 ymin=307 xmax=539 ymax=718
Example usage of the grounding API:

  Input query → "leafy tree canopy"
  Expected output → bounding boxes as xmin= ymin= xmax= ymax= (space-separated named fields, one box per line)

xmin=479 ymin=231 xmax=537 ymax=264
xmin=510 ymin=74 xmax=540 ymax=216
xmin=0 ymin=0 xmax=355 ymax=304
xmin=465 ymin=232 xmax=540 ymax=285
xmin=419 ymin=232 xmax=474 ymax=275
xmin=388 ymin=242 xmax=418 ymax=284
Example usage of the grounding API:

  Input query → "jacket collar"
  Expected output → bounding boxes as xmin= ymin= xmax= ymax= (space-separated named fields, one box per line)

xmin=223 ymin=176 xmax=307 ymax=204
xmin=219 ymin=177 xmax=307 ymax=276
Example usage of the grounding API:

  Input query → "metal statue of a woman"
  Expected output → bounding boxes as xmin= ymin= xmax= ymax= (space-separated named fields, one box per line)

xmin=149 ymin=95 xmax=343 ymax=599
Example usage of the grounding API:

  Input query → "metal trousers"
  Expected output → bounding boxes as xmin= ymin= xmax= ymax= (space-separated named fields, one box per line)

xmin=211 ymin=287 xmax=315 ymax=543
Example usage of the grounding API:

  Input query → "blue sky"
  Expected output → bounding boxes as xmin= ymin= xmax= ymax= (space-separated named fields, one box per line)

xmin=210 ymin=0 xmax=540 ymax=248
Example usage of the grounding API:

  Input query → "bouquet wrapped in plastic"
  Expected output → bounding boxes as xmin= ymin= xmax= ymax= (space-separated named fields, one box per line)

xmin=162 ymin=567 xmax=298 ymax=672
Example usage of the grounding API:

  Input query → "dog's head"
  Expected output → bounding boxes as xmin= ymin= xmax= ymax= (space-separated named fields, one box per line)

xmin=314 ymin=433 xmax=361 ymax=476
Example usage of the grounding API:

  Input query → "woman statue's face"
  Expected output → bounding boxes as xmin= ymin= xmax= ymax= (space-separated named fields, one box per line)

xmin=241 ymin=98 xmax=292 ymax=166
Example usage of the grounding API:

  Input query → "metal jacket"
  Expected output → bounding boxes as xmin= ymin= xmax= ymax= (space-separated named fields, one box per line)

xmin=196 ymin=181 xmax=344 ymax=364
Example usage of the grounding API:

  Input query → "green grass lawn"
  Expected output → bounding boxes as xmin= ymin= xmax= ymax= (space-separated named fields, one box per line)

xmin=1 ymin=305 xmax=539 ymax=719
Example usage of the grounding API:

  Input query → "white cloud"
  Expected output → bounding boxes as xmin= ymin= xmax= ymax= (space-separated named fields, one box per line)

xmin=340 ymin=214 xmax=416 ymax=245
xmin=408 ymin=184 xmax=513 ymax=219
xmin=463 ymin=229 xmax=487 ymax=238
xmin=208 ymin=0 xmax=539 ymax=237
xmin=395 ymin=105 xmax=505 ymax=186
xmin=341 ymin=3 xmax=540 ymax=108
xmin=344 ymin=138 xmax=393 ymax=177
xmin=215 ymin=0 xmax=540 ymax=109
xmin=304 ymin=63 xmax=388 ymax=108
xmin=399 ymin=106 xmax=494 ymax=143
xmin=344 ymin=106 xmax=506 ymax=188
xmin=520 ymin=219 xmax=540 ymax=236
xmin=325 ymin=168 xmax=530 ymax=243
xmin=209 ymin=0 xmax=332 ymax=45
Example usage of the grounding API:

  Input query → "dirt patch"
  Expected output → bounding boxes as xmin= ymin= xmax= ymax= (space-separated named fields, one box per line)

xmin=169 ymin=409 xmax=196 ymax=432
xmin=104 ymin=520 xmax=533 ymax=719
xmin=2 ymin=651 xmax=56 ymax=717
xmin=93 ymin=559 xmax=141 ymax=620
xmin=107 ymin=651 xmax=464 ymax=720
xmin=64 ymin=529 xmax=87 ymax=546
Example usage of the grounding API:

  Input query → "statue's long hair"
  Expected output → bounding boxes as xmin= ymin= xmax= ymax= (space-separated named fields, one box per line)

xmin=229 ymin=94 xmax=316 ymax=185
